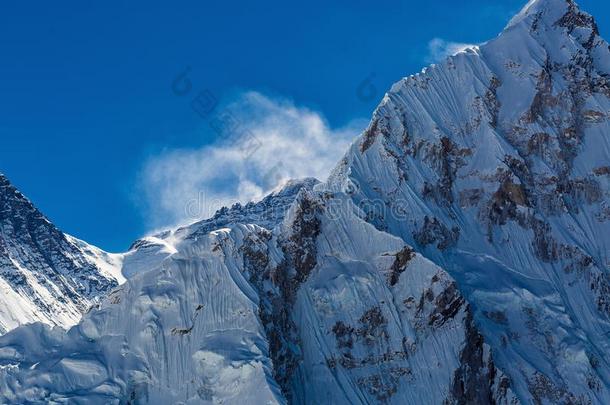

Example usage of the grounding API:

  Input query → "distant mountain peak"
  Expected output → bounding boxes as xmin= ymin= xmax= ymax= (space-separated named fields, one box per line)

xmin=1 ymin=172 xmax=53 ymax=227
xmin=0 ymin=173 xmax=123 ymax=333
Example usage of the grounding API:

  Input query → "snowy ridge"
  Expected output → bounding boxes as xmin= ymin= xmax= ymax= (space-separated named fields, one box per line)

xmin=0 ymin=174 xmax=123 ymax=333
xmin=119 ymin=178 xmax=319 ymax=279
xmin=327 ymin=0 xmax=610 ymax=402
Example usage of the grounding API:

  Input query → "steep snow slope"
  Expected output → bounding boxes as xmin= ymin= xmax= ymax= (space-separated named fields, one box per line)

xmin=327 ymin=0 xmax=610 ymax=401
xmin=0 ymin=174 xmax=123 ymax=333
xmin=0 ymin=189 xmax=517 ymax=404
xmin=275 ymin=193 xmax=515 ymax=404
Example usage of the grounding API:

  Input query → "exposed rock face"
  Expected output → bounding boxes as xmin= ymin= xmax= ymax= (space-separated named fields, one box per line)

xmin=0 ymin=174 xmax=123 ymax=333
xmin=327 ymin=0 xmax=610 ymax=402
xmin=449 ymin=310 xmax=507 ymax=405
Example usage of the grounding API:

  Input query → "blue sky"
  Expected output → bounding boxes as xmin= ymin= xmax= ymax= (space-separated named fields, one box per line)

xmin=0 ymin=0 xmax=608 ymax=252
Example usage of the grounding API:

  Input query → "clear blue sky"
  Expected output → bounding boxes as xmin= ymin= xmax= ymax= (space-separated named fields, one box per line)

xmin=0 ymin=0 xmax=607 ymax=252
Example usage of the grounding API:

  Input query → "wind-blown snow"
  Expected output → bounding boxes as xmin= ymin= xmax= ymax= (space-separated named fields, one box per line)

xmin=138 ymin=92 xmax=365 ymax=229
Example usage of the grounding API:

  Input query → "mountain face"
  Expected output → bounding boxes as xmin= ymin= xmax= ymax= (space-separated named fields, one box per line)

xmin=0 ymin=187 xmax=517 ymax=404
xmin=0 ymin=0 xmax=609 ymax=404
xmin=0 ymin=174 xmax=123 ymax=334
xmin=327 ymin=0 xmax=610 ymax=401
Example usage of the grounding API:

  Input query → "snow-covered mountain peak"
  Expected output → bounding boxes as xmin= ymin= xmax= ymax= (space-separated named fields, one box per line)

xmin=1 ymin=173 xmax=50 ymax=227
xmin=506 ymin=0 xmax=593 ymax=31
xmin=325 ymin=0 xmax=610 ymax=401
xmin=0 ymin=174 xmax=123 ymax=333
xmin=2 ymin=0 xmax=610 ymax=403
xmin=503 ymin=0 xmax=600 ymax=56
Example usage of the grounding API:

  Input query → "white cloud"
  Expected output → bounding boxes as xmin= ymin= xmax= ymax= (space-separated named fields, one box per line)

xmin=137 ymin=91 xmax=366 ymax=229
xmin=425 ymin=38 xmax=477 ymax=64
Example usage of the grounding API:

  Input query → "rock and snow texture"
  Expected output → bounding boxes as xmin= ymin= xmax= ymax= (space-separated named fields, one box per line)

xmin=0 ymin=174 xmax=123 ymax=334
xmin=1 ymin=0 xmax=610 ymax=403
xmin=327 ymin=0 xmax=610 ymax=402
xmin=0 ymin=189 xmax=517 ymax=404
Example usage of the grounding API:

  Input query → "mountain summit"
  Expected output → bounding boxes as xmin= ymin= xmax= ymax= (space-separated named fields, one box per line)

xmin=328 ymin=0 xmax=610 ymax=401
xmin=0 ymin=174 xmax=123 ymax=333
xmin=0 ymin=0 xmax=609 ymax=403
xmin=507 ymin=0 xmax=597 ymax=31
